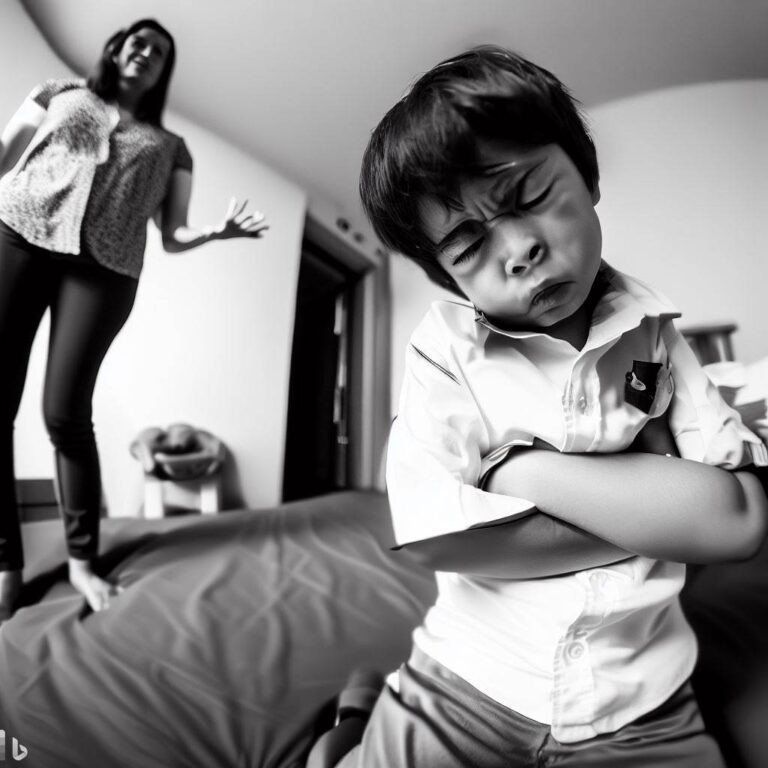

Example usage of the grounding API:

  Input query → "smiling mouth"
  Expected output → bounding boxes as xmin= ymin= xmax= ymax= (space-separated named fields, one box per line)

xmin=531 ymin=281 xmax=569 ymax=307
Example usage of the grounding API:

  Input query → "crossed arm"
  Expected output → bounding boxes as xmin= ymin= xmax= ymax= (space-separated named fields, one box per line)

xmin=403 ymin=512 xmax=630 ymax=579
xmin=395 ymin=331 xmax=768 ymax=579
xmin=405 ymin=427 xmax=767 ymax=578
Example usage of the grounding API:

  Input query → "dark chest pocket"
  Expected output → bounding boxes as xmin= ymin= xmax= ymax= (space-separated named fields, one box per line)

xmin=624 ymin=360 xmax=674 ymax=415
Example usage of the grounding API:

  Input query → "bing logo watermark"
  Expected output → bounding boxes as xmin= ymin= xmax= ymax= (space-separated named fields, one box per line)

xmin=0 ymin=731 xmax=27 ymax=762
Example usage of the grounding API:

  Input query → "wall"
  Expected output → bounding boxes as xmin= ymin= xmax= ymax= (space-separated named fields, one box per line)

xmin=593 ymin=80 xmax=768 ymax=364
xmin=2 ymin=1 xmax=306 ymax=517
xmin=389 ymin=79 xmax=768 ymax=412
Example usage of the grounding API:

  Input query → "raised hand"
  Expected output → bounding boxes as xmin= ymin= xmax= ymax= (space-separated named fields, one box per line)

xmin=212 ymin=197 xmax=269 ymax=240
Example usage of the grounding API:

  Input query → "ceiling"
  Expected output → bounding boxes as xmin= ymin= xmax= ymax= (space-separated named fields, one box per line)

xmin=21 ymin=0 xmax=768 ymax=228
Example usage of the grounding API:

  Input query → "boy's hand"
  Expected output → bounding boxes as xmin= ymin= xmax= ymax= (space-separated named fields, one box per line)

xmin=629 ymin=412 xmax=679 ymax=457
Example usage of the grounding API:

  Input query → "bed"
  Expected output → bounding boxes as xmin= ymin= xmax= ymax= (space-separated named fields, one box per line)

xmin=682 ymin=535 xmax=768 ymax=768
xmin=0 ymin=491 xmax=436 ymax=768
xmin=2 ymin=486 xmax=767 ymax=768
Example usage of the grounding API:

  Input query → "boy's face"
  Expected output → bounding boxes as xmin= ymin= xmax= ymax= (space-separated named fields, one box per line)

xmin=420 ymin=140 xmax=602 ymax=334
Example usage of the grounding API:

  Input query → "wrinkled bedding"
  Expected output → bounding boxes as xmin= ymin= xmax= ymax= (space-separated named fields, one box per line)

xmin=3 ymin=487 xmax=768 ymax=768
xmin=0 ymin=491 xmax=436 ymax=768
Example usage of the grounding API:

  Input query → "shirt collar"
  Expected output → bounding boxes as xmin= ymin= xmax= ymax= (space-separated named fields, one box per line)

xmin=473 ymin=262 xmax=681 ymax=347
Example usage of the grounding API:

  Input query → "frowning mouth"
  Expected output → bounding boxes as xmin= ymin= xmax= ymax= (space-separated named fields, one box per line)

xmin=531 ymin=281 xmax=569 ymax=307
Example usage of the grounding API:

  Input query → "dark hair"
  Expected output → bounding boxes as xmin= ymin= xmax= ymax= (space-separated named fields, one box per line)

xmin=87 ymin=18 xmax=176 ymax=126
xmin=359 ymin=45 xmax=599 ymax=296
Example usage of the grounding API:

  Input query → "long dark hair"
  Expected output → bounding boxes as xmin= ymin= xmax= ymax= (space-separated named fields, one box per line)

xmin=87 ymin=18 xmax=176 ymax=126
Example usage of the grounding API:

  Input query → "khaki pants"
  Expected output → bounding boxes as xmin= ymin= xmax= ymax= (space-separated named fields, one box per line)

xmin=337 ymin=648 xmax=725 ymax=768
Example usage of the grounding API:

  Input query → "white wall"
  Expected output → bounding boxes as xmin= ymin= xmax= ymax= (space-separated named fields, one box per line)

xmin=2 ymin=1 xmax=306 ymax=516
xmin=389 ymin=79 xmax=768 ymax=412
xmin=593 ymin=80 xmax=768 ymax=364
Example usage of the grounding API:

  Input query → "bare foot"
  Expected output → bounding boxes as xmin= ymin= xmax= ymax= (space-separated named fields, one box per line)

xmin=0 ymin=569 xmax=22 ymax=625
xmin=68 ymin=558 xmax=122 ymax=612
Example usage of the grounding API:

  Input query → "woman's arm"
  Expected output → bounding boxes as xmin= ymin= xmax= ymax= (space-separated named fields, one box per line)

xmin=488 ymin=449 xmax=767 ymax=563
xmin=0 ymin=98 xmax=46 ymax=177
xmin=156 ymin=169 xmax=268 ymax=253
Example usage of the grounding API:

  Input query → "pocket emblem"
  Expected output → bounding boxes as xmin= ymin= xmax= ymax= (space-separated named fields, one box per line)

xmin=624 ymin=361 xmax=662 ymax=413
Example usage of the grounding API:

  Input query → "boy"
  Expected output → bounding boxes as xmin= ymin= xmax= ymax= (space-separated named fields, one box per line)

xmin=311 ymin=46 xmax=768 ymax=767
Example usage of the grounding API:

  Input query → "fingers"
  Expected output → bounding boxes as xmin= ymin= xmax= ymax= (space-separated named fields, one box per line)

xmin=234 ymin=211 xmax=268 ymax=235
xmin=233 ymin=209 xmax=264 ymax=227
xmin=225 ymin=197 xmax=256 ymax=219
xmin=226 ymin=198 xmax=265 ymax=223
xmin=219 ymin=198 xmax=269 ymax=239
xmin=234 ymin=198 xmax=249 ymax=219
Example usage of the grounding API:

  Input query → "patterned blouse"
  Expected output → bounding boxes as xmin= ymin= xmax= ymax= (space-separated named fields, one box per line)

xmin=0 ymin=78 xmax=193 ymax=279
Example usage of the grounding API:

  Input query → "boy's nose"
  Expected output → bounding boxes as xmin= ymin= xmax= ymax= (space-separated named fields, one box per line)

xmin=494 ymin=218 xmax=544 ymax=277
xmin=503 ymin=242 xmax=544 ymax=277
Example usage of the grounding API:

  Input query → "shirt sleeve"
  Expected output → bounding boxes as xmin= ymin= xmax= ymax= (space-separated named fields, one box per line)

xmin=173 ymin=138 xmax=193 ymax=172
xmin=386 ymin=332 xmax=537 ymax=547
xmin=663 ymin=321 xmax=768 ymax=468
xmin=28 ymin=78 xmax=84 ymax=109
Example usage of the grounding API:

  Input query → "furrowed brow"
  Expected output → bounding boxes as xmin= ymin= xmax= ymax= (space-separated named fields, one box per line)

xmin=486 ymin=160 xmax=546 ymax=207
xmin=437 ymin=219 xmax=478 ymax=250
xmin=479 ymin=159 xmax=524 ymax=177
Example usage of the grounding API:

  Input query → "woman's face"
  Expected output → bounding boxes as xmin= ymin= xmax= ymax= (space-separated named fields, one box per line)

xmin=113 ymin=27 xmax=172 ymax=93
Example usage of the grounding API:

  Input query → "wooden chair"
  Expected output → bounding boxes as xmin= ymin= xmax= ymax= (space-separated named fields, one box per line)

xmin=681 ymin=322 xmax=738 ymax=365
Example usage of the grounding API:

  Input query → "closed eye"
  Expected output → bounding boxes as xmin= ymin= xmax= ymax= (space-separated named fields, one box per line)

xmin=519 ymin=182 xmax=553 ymax=210
xmin=452 ymin=238 xmax=484 ymax=265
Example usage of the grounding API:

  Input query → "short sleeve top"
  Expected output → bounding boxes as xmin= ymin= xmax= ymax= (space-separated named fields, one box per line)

xmin=0 ymin=78 xmax=193 ymax=279
xmin=386 ymin=262 xmax=767 ymax=742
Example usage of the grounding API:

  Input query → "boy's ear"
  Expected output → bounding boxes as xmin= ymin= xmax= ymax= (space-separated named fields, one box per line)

xmin=591 ymin=184 xmax=601 ymax=205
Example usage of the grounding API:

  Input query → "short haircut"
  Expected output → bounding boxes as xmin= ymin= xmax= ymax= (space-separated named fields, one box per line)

xmin=87 ymin=18 xmax=176 ymax=127
xmin=359 ymin=45 xmax=599 ymax=296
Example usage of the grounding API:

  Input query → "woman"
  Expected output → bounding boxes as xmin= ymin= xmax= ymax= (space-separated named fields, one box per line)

xmin=0 ymin=19 xmax=268 ymax=621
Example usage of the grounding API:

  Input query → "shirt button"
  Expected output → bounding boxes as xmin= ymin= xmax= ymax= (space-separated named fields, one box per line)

xmin=577 ymin=396 xmax=588 ymax=412
xmin=566 ymin=641 xmax=586 ymax=661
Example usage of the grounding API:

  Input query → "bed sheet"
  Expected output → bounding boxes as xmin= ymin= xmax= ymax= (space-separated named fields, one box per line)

xmin=0 ymin=491 xmax=436 ymax=768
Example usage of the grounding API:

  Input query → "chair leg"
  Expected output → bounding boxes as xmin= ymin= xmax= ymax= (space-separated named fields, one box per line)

xmin=199 ymin=477 xmax=221 ymax=515
xmin=143 ymin=477 xmax=165 ymax=519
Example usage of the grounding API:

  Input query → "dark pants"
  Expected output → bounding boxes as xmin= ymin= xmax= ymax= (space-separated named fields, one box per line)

xmin=0 ymin=220 xmax=138 ymax=570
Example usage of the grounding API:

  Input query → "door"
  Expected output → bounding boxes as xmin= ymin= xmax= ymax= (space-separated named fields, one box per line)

xmin=282 ymin=241 xmax=356 ymax=501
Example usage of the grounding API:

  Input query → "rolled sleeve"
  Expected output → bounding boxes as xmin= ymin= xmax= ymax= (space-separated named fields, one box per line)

xmin=387 ymin=339 xmax=536 ymax=547
xmin=663 ymin=322 xmax=768 ymax=468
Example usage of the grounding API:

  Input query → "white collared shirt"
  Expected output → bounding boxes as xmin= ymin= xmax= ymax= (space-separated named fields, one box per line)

xmin=387 ymin=263 xmax=766 ymax=742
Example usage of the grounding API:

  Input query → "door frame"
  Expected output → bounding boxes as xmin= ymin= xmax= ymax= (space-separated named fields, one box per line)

xmin=297 ymin=212 xmax=390 ymax=493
